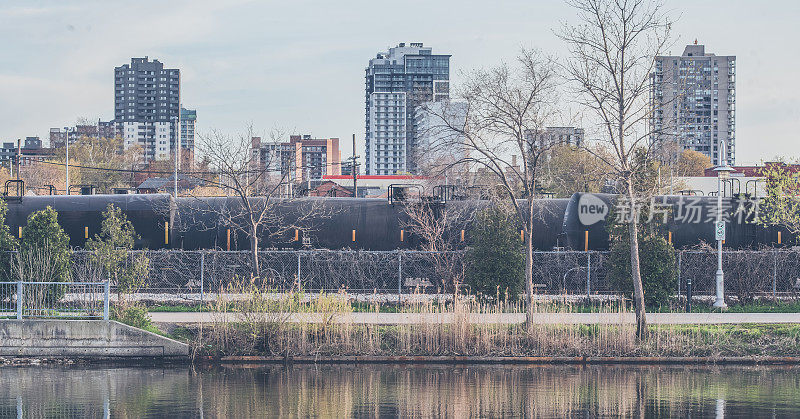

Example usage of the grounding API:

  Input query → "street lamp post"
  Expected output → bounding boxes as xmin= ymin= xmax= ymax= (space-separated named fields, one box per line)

xmin=713 ymin=141 xmax=734 ymax=309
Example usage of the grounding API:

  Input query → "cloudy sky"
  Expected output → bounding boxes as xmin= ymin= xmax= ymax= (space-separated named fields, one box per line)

xmin=1 ymin=0 xmax=797 ymax=164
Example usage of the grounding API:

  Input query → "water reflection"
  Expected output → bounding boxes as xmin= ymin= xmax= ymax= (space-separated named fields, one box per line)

xmin=0 ymin=364 xmax=799 ymax=417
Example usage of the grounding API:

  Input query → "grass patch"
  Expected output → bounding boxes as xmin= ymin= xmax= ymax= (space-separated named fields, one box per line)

xmin=112 ymin=304 xmax=179 ymax=338
xmin=148 ymin=304 xmax=209 ymax=313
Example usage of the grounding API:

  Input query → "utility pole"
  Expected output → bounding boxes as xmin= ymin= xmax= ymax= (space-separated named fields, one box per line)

xmin=174 ymin=112 xmax=180 ymax=197
xmin=8 ymin=141 xmax=13 ymax=179
xmin=15 ymin=139 xmax=20 ymax=180
xmin=351 ymin=133 xmax=358 ymax=198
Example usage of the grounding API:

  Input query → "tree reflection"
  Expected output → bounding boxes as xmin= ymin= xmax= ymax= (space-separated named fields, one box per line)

xmin=0 ymin=365 xmax=794 ymax=417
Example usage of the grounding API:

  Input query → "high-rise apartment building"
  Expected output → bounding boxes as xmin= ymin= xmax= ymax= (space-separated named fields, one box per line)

xmin=180 ymin=107 xmax=197 ymax=151
xmin=251 ymin=135 xmax=341 ymax=184
xmin=114 ymin=57 xmax=181 ymax=161
xmin=651 ymin=44 xmax=736 ymax=165
xmin=365 ymin=43 xmax=450 ymax=175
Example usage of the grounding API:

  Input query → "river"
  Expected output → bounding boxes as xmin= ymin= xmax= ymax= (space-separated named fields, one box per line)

xmin=1 ymin=364 xmax=799 ymax=417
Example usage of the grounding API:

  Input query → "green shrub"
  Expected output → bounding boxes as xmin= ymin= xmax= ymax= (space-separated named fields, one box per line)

xmin=86 ymin=204 xmax=150 ymax=300
xmin=465 ymin=207 xmax=525 ymax=300
xmin=10 ymin=207 xmax=71 ymax=302
xmin=19 ymin=207 xmax=70 ymax=281
xmin=608 ymin=231 xmax=677 ymax=308
xmin=113 ymin=304 xmax=153 ymax=330
xmin=0 ymin=199 xmax=18 ymax=300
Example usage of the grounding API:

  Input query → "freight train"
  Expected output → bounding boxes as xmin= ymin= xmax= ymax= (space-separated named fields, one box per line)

xmin=0 ymin=191 xmax=790 ymax=251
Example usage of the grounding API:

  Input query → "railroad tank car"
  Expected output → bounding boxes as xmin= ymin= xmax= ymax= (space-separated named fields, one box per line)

xmin=3 ymin=194 xmax=172 ymax=249
xmin=171 ymin=197 xmax=571 ymax=251
xmin=562 ymin=193 xmax=792 ymax=250
xmin=172 ymin=197 xmax=416 ymax=251
xmin=0 ymin=192 xmax=790 ymax=251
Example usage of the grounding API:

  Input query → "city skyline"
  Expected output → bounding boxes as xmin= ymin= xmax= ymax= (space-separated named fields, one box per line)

xmin=1 ymin=0 xmax=798 ymax=165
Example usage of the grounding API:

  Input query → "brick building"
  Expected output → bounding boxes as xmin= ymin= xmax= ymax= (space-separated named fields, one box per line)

xmin=252 ymin=135 xmax=341 ymax=184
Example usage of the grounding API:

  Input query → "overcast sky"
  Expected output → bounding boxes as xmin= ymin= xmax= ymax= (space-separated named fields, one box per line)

xmin=1 ymin=0 xmax=797 ymax=165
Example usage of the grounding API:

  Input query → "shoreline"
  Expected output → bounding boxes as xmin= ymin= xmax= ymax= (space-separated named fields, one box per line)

xmin=202 ymin=355 xmax=800 ymax=365
xmin=6 ymin=355 xmax=800 ymax=366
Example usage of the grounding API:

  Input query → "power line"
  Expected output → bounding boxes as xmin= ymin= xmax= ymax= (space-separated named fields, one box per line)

xmin=34 ymin=158 xmax=351 ymax=177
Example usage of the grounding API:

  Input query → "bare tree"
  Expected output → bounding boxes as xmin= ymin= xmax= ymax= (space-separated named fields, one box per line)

xmin=401 ymin=199 xmax=475 ymax=292
xmin=420 ymin=49 xmax=559 ymax=321
xmin=185 ymin=126 xmax=325 ymax=281
xmin=559 ymin=0 xmax=673 ymax=338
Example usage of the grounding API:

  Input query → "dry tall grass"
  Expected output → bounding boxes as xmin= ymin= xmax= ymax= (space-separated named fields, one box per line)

xmin=194 ymin=285 xmax=800 ymax=358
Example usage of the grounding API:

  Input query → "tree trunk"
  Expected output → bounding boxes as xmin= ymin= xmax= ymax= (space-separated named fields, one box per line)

xmin=626 ymin=179 xmax=647 ymax=339
xmin=250 ymin=226 xmax=260 ymax=283
xmin=116 ymin=271 xmax=123 ymax=308
xmin=525 ymin=231 xmax=534 ymax=323
xmin=525 ymin=198 xmax=535 ymax=324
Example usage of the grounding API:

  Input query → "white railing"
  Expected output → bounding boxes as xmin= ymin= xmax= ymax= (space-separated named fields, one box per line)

xmin=0 ymin=281 xmax=109 ymax=320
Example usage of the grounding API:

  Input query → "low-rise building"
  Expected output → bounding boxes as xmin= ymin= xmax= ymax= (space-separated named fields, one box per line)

xmin=136 ymin=174 xmax=202 ymax=194
xmin=525 ymin=126 xmax=585 ymax=148
xmin=49 ymin=121 xmax=121 ymax=148
xmin=322 ymin=174 xmax=427 ymax=198
xmin=676 ymin=163 xmax=800 ymax=197
xmin=308 ymin=180 xmax=354 ymax=197
xmin=0 ymin=138 xmax=57 ymax=173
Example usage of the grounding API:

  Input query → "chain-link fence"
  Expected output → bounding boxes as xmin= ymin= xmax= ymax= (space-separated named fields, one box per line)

xmin=7 ymin=248 xmax=800 ymax=317
xmin=677 ymin=250 xmax=800 ymax=300
xmin=62 ymin=249 xmax=800 ymax=299
xmin=70 ymin=250 xmax=469 ymax=295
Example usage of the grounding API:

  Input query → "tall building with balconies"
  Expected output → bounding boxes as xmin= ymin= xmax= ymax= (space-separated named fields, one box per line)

xmin=114 ymin=57 xmax=181 ymax=161
xmin=651 ymin=43 xmax=736 ymax=165
xmin=365 ymin=43 xmax=450 ymax=175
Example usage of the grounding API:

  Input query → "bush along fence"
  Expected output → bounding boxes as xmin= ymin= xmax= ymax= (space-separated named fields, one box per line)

xmin=55 ymin=249 xmax=800 ymax=300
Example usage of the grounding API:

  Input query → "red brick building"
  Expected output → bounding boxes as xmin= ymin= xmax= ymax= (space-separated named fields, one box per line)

xmin=308 ymin=180 xmax=353 ymax=197
xmin=252 ymin=135 xmax=341 ymax=184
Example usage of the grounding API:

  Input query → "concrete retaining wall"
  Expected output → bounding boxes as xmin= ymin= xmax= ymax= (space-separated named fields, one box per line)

xmin=0 ymin=320 xmax=189 ymax=359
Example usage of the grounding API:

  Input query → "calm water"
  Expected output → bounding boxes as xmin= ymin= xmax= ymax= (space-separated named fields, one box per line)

xmin=1 ymin=364 xmax=800 ymax=417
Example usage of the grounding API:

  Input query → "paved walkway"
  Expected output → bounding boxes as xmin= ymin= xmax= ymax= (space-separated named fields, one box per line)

xmin=149 ymin=312 xmax=800 ymax=325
